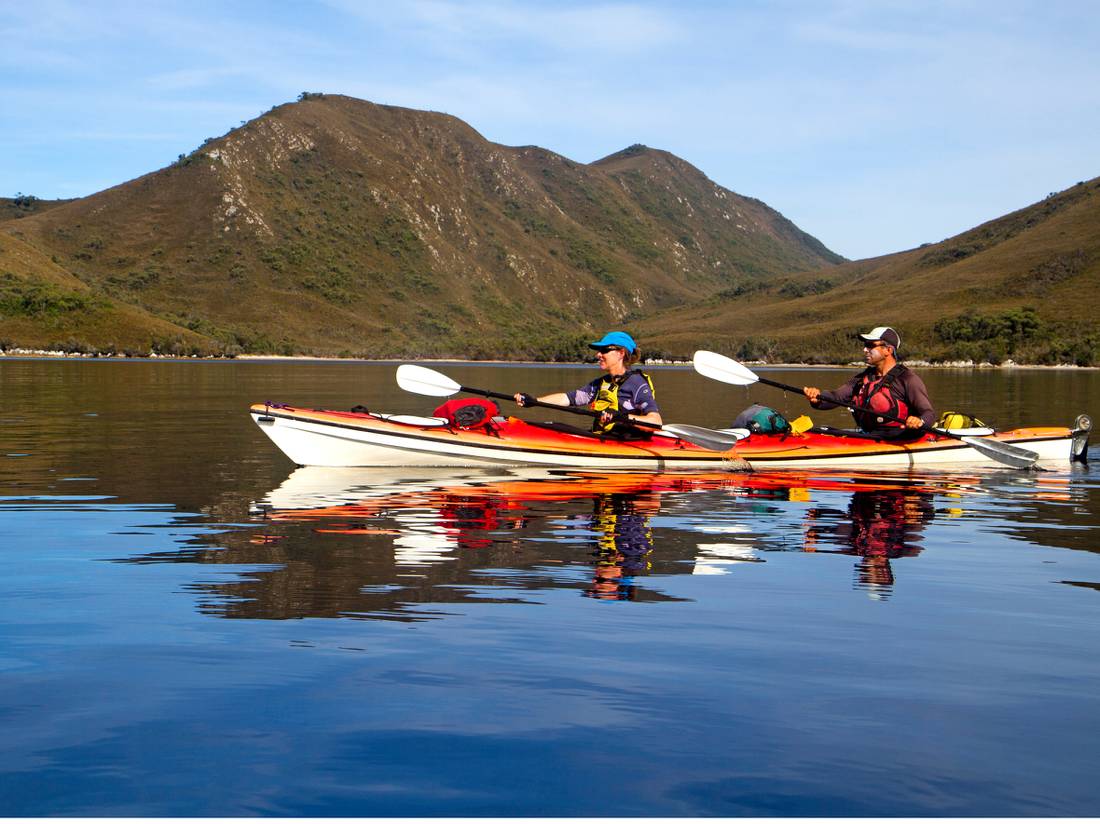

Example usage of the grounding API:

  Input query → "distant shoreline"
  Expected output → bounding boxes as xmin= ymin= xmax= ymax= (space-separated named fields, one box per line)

xmin=1 ymin=349 xmax=1097 ymax=370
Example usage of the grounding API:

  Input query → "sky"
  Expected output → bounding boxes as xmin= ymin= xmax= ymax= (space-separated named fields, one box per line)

xmin=1 ymin=0 xmax=1097 ymax=260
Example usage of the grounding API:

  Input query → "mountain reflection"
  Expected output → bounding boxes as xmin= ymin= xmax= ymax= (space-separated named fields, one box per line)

xmin=117 ymin=467 xmax=992 ymax=620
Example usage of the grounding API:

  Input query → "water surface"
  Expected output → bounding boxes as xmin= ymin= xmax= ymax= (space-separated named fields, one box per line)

xmin=0 ymin=358 xmax=1097 ymax=816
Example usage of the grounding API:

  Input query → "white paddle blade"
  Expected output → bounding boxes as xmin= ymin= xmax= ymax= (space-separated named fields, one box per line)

xmin=692 ymin=350 xmax=760 ymax=386
xmin=660 ymin=424 xmax=739 ymax=452
xmin=958 ymin=435 xmax=1038 ymax=469
xmin=395 ymin=364 xmax=462 ymax=397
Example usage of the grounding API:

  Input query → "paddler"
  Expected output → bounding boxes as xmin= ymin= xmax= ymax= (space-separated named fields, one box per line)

xmin=513 ymin=331 xmax=663 ymax=436
xmin=802 ymin=326 xmax=935 ymax=436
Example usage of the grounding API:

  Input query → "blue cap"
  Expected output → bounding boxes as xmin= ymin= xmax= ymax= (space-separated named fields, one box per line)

xmin=589 ymin=331 xmax=637 ymax=353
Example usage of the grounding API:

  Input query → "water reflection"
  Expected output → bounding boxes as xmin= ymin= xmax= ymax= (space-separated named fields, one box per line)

xmin=804 ymin=489 xmax=935 ymax=599
xmin=584 ymin=491 xmax=660 ymax=600
xmin=253 ymin=467 xmax=701 ymax=610
xmin=104 ymin=461 xmax=1099 ymax=618
xmin=109 ymin=466 xmax=1007 ymax=618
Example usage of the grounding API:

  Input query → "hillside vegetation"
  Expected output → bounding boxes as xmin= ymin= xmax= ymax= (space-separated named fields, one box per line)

xmin=0 ymin=94 xmax=841 ymax=359
xmin=0 ymin=232 xmax=211 ymax=354
xmin=3 ymin=94 xmax=1096 ymax=364
xmin=637 ymin=177 xmax=1100 ymax=364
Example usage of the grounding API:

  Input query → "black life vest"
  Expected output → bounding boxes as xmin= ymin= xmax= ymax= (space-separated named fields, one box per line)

xmin=852 ymin=365 xmax=910 ymax=430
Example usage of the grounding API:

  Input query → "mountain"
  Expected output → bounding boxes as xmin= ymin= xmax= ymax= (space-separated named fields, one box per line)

xmin=636 ymin=176 xmax=1100 ymax=365
xmin=0 ymin=94 xmax=842 ymax=359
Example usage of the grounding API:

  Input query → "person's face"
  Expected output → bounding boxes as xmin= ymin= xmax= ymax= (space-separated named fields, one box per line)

xmin=863 ymin=340 xmax=891 ymax=366
xmin=596 ymin=345 xmax=626 ymax=372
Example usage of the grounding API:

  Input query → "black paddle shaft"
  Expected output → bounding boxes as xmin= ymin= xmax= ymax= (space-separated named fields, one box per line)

xmin=460 ymin=384 xmax=660 ymax=431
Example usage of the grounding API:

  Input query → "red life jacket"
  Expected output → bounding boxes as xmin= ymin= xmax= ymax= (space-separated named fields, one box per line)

xmin=852 ymin=365 xmax=910 ymax=430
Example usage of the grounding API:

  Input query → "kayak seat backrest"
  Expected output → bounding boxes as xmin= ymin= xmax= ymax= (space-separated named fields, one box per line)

xmin=719 ymin=428 xmax=753 ymax=441
xmin=381 ymin=414 xmax=450 ymax=427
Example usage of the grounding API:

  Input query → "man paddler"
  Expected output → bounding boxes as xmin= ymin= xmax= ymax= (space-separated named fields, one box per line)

xmin=802 ymin=326 xmax=935 ymax=435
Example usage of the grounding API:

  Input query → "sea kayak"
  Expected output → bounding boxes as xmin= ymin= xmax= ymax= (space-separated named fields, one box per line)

xmin=250 ymin=403 xmax=1091 ymax=470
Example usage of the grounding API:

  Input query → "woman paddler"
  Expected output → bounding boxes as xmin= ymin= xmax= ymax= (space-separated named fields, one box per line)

xmin=513 ymin=331 xmax=663 ymax=437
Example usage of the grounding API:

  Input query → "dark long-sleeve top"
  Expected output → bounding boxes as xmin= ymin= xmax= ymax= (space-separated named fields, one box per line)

xmin=813 ymin=364 xmax=935 ymax=429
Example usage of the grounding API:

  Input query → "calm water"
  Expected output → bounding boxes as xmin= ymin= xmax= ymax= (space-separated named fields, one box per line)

xmin=1 ymin=358 xmax=1098 ymax=816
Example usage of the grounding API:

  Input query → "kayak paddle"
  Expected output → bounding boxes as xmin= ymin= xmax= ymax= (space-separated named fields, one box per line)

xmin=692 ymin=350 xmax=1040 ymax=470
xmin=396 ymin=364 xmax=742 ymax=453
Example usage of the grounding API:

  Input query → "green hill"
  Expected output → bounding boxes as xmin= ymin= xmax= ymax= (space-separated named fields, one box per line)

xmin=1 ymin=94 xmax=842 ymax=359
xmin=636 ymin=177 xmax=1100 ymax=364
xmin=0 ymin=231 xmax=210 ymax=353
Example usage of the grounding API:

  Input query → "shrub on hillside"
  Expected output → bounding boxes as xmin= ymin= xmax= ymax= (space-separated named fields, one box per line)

xmin=0 ymin=280 xmax=105 ymax=317
xmin=714 ymin=279 xmax=770 ymax=300
xmin=934 ymin=306 xmax=1042 ymax=358
xmin=1006 ymin=250 xmax=1091 ymax=296
xmin=1016 ymin=334 xmax=1100 ymax=366
xmin=736 ymin=336 xmax=778 ymax=362
xmin=927 ymin=307 xmax=1100 ymax=365
xmin=778 ymin=278 xmax=833 ymax=298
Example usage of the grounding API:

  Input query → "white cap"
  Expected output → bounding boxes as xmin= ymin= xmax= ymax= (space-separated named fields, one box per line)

xmin=856 ymin=326 xmax=901 ymax=352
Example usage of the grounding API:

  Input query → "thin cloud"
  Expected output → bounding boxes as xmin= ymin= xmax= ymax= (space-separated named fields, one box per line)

xmin=328 ymin=0 xmax=684 ymax=55
xmin=146 ymin=67 xmax=258 ymax=93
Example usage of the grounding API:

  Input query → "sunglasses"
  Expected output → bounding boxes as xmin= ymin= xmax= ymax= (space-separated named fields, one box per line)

xmin=595 ymin=346 xmax=624 ymax=354
xmin=864 ymin=342 xmax=888 ymax=350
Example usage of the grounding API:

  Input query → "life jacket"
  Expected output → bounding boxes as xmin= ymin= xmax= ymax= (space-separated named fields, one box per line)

xmin=852 ymin=365 xmax=910 ymax=430
xmin=590 ymin=370 xmax=656 ymax=435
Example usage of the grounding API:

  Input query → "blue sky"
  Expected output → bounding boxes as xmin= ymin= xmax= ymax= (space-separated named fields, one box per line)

xmin=2 ymin=0 xmax=1097 ymax=260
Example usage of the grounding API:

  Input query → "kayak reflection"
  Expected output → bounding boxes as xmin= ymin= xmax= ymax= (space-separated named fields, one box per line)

xmin=247 ymin=467 xmax=959 ymax=606
xmin=255 ymin=467 xmax=685 ymax=604
xmin=116 ymin=467 xmax=991 ymax=620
